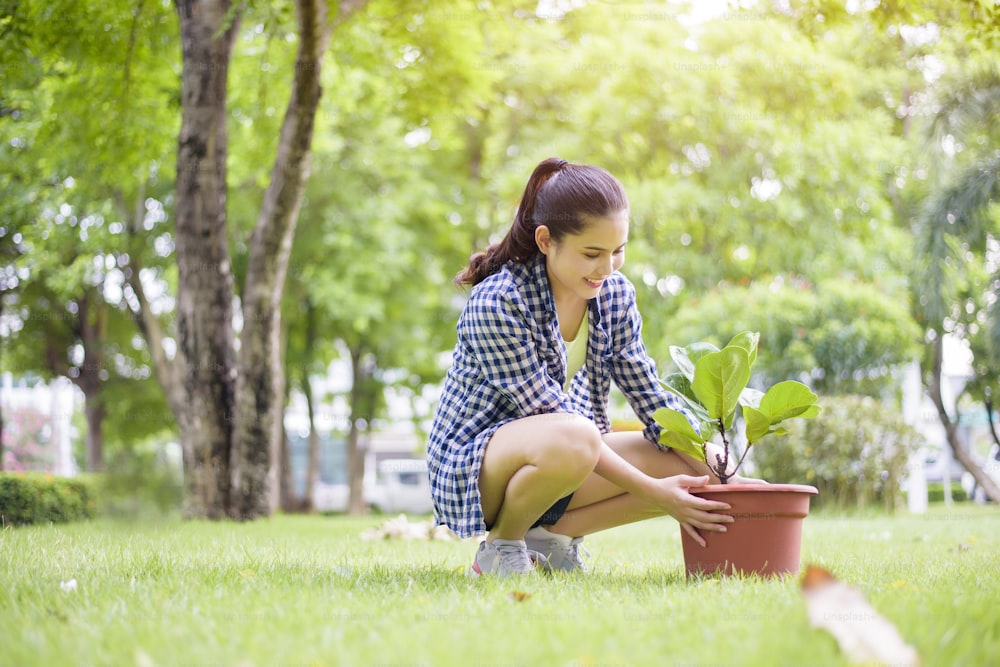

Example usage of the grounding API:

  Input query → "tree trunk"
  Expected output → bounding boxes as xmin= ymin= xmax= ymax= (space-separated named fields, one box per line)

xmin=302 ymin=369 xmax=319 ymax=513
xmin=278 ymin=417 xmax=296 ymax=512
xmin=229 ymin=0 xmax=330 ymax=519
xmin=346 ymin=345 xmax=374 ymax=516
xmin=301 ymin=298 xmax=320 ymax=512
xmin=69 ymin=291 xmax=107 ymax=472
xmin=985 ymin=389 xmax=1000 ymax=449
xmin=173 ymin=0 xmax=239 ymax=519
xmin=276 ymin=324 xmax=295 ymax=512
xmin=121 ymin=187 xmax=186 ymax=417
xmin=82 ymin=394 xmax=106 ymax=473
xmin=928 ymin=334 xmax=1000 ymax=502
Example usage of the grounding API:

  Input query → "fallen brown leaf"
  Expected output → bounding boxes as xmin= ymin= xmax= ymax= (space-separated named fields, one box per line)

xmin=801 ymin=565 xmax=920 ymax=666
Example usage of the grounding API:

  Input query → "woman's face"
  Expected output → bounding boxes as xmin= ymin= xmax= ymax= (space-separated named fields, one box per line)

xmin=535 ymin=210 xmax=629 ymax=306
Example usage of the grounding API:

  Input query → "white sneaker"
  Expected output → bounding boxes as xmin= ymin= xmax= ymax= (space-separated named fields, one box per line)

xmin=525 ymin=526 xmax=589 ymax=573
xmin=469 ymin=539 xmax=549 ymax=577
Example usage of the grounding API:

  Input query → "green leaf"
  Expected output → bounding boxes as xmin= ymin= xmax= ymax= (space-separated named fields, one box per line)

xmin=658 ymin=432 xmax=707 ymax=462
xmin=701 ymin=419 xmax=722 ymax=440
xmin=743 ymin=406 xmax=771 ymax=444
xmin=738 ymin=386 xmax=764 ymax=410
xmin=800 ymin=405 xmax=822 ymax=418
xmin=652 ymin=407 xmax=704 ymax=443
xmin=687 ymin=342 xmax=720 ymax=366
xmin=670 ymin=342 xmax=720 ymax=382
xmin=758 ymin=381 xmax=819 ymax=423
xmin=660 ymin=374 xmax=712 ymax=423
xmin=726 ymin=331 xmax=759 ymax=366
xmin=668 ymin=346 xmax=696 ymax=382
xmin=691 ymin=347 xmax=751 ymax=420
xmin=660 ymin=372 xmax=695 ymax=401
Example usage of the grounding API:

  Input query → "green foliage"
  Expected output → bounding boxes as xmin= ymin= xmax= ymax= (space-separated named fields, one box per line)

xmin=1 ymin=0 xmax=179 ymax=471
xmin=909 ymin=58 xmax=1000 ymax=425
xmin=659 ymin=278 xmax=921 ymax=395
xmin=655 ymin=331 xmax=820 ymax=483
xmin=2 ymin=0 xmax=997 ymax=505
xmin=0 ymin=473 xmax=96 ymax=526
xmin=752 ymin=395 xmax=925 ymax=512
xmin=925 ymin=481 xmax=969 ymax=503
xmin=95 ymin=445 xmax=183 ymax=519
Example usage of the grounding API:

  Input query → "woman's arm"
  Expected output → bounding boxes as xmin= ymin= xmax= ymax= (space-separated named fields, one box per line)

xmin=592 ymin=441 xmax=733 ymax=546
xmin=605 ymin=279 xmax=698 ymax=440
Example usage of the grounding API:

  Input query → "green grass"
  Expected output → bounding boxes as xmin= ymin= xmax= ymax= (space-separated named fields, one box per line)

xmin=2 ymin=506 xmax=998 ymax=667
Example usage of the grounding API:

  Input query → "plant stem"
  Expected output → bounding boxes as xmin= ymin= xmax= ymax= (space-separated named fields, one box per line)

xmin=731 ymin=443 xmax=753 ymax=480
xmin=715 ymin=418 xmax=732 ymax=484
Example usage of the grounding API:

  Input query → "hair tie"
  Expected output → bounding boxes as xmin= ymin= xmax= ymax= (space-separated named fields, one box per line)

xmin=556 ymin=159 xmax=568 ymax=169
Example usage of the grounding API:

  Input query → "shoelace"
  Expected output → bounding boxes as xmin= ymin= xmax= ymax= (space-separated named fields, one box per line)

xmin=495 ymin=543 xmax=534 ymax=573
xmin=565 ymin=538 xmax=591 ymax=569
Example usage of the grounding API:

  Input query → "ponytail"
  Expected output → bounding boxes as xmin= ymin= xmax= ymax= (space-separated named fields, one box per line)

xmin=455 ymin=157 xmax=628 ymax=286
xmin=455 ymin=158 xmax=567 ymax=286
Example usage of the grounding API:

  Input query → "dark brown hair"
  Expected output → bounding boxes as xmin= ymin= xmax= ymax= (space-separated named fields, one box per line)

xmin=455 ymin=157 xmax=629 ymax=286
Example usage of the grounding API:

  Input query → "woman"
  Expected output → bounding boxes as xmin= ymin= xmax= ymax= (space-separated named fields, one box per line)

xmin=427 ymin=157 xmax=742 ymax=577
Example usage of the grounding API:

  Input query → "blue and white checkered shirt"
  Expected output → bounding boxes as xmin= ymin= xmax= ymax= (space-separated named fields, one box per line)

xmin=426 ymin=255 xmax=693 ymax=538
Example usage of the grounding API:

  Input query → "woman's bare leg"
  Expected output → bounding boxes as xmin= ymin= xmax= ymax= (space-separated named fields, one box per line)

xmin=547 ymin=431 xmax=721 ymax=537
xmin=478 ymin=413 xmax=603 ymax=542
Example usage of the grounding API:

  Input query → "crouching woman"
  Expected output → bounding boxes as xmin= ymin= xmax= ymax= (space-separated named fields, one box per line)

xmin=427 ymin=157 xmax=746 ymax=576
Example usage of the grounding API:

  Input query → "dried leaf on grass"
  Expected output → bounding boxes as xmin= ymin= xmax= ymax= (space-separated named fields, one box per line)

xmin=360 ymin=514 xmax=459 ymax=541
xmin=801 ymin=565 xmax=920 ymax=666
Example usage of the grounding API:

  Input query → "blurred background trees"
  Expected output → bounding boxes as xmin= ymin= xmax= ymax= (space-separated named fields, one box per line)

xmin=2 ymin=0 xmax=998 ymax=514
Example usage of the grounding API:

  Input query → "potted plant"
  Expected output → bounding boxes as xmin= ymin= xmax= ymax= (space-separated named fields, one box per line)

xmin=653 ymin=331 xmax=821 ymax=577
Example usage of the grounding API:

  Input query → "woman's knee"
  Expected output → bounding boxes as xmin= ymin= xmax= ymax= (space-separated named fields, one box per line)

xmin=483 ymin=413 xmax=601 ymax=473
xmin=538 ymin=413 xmax=602 ymax=473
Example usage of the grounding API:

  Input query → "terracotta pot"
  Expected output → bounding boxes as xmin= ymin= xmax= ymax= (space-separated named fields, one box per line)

xmin=680 ymin=483 xmax=818 ymax=577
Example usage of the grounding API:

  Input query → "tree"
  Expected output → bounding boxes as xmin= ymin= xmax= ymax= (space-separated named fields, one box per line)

xmin=227 ymin=0 xmax=338 ymax=519
xmin=276 ymin=0 xmax=508 ymax=514
xmin=1 ymin=0 xmax=180 ymax=472
xmin=663 ymin=278 xmax=921 ymax=397
xmin=133 ymin=0 xmax=353 ymax=519
xmin=912 ymin=68 xmax=1000 ymax=502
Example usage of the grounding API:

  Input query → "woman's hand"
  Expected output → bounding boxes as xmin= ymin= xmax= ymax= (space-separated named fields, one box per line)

xmin=646 ymin=474 xmax=733 ymax=547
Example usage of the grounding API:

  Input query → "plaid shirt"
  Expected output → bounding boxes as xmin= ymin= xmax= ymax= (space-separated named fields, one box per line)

xmin=426 ymin=255 xmax=693 ymax=538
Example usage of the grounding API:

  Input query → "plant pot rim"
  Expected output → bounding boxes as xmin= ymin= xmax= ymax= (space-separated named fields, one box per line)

xmin=689 ymin=483 xmax=818 ymax=495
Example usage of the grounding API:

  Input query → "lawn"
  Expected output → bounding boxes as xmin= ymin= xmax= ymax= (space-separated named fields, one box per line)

xmin=2 ymin=505 xmax=997 ymax=667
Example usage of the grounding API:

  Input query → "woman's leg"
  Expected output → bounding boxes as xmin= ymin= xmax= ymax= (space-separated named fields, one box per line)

xmin=478 ymin=412 xmax=603 ymax=542
xmin=546 ymin=430 xmax=720 ymax=537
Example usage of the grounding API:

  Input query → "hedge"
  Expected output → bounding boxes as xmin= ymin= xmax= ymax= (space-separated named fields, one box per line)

xmin=0 ymin=473 xmax=97 ymax=526
xmin=925 ymin=481 xmax=969 ymax=503
xmin=752 ymin=395 xmax=925 ymax=512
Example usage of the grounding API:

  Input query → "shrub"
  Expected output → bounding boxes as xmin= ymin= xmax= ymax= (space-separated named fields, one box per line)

xmin=752 ymin=395 xmax=925 ymax=512
xmin=0 ymin=474 xmax=97 ymax=526
xmin=96 ymin=446 xmax=183 ymax=518
xmin=661 ymin=280 xmax=920 ymax=396
xmin=925 ymin=481 xmax=969 ymax=503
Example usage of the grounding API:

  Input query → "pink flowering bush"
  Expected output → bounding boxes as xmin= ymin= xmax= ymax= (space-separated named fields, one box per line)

xmin=2 ymin=406 xmax=55 ymax=472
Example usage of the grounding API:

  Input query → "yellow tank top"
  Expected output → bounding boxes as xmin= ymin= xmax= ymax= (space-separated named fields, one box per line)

xmin=564 ymin=314 xmax=589 ymax=391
